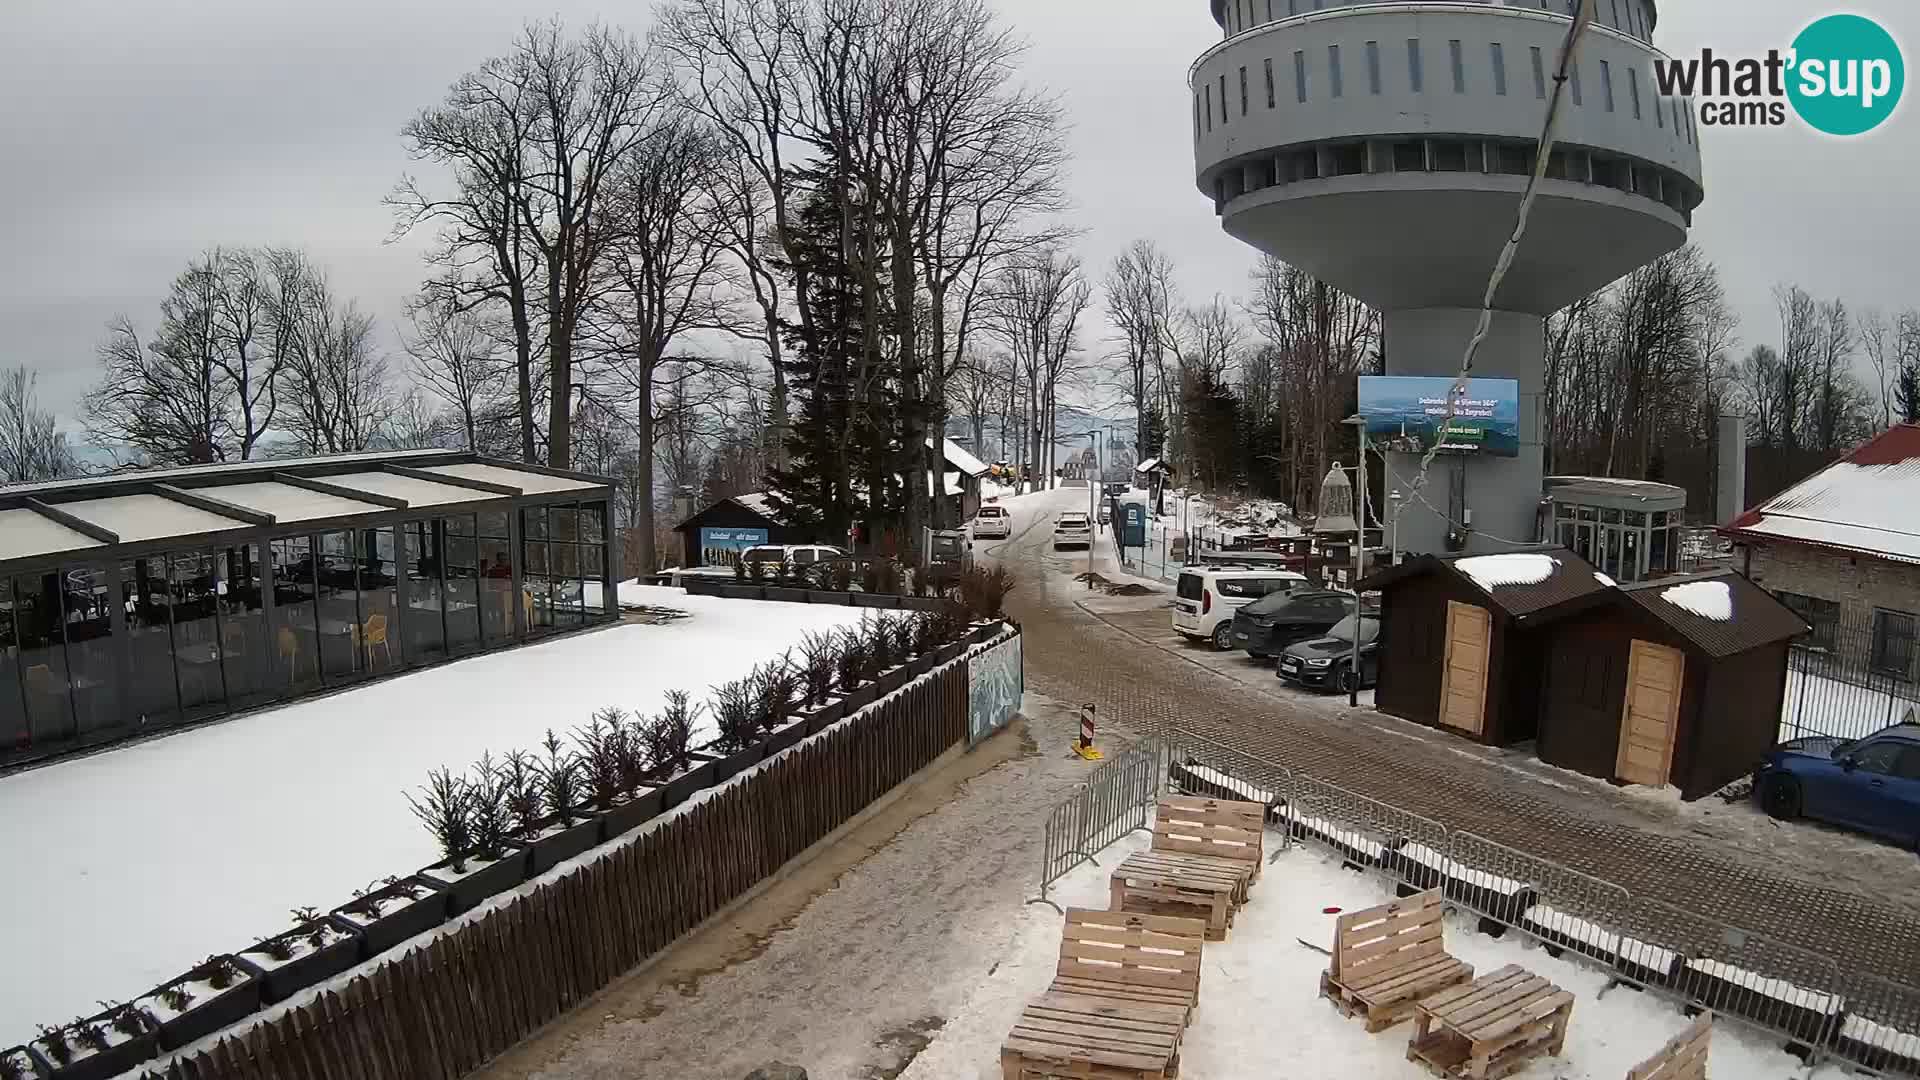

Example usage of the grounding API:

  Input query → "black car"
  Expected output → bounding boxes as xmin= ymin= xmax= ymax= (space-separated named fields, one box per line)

xmin=1277 ymin=614 xmax=1382 ymax=693
xmin=1231 ymin=590 xmax=1354 ymax=658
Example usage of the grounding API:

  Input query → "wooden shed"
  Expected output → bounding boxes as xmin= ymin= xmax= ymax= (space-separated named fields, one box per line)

xmin=1537 ymin=570 xmax=1807 ymax=800
xmin=671 ymin=492 xmax=815 ymax=568
xmin=1360 ymin=547 xmax=1611 ymax=747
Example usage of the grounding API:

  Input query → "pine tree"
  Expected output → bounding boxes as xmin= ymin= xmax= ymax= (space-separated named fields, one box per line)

xmin=764 ymin=167 xmax=904 ymax=546
xmin=1896 ymin=363 xmax=1920 ymax=426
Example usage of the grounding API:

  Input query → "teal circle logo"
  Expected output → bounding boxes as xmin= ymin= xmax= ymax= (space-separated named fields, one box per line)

xmin=1787 ymin=14 xmax=1904 ymax=136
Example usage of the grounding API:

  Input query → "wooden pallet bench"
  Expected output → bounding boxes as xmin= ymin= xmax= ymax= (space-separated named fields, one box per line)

xmin=1405 ymin=964 xmax=1573 ymax=1080
xmin=1146 ymin=795 xmax=1265 ymax=901
xmin=1108 ymin=851 xmax=1244 ymax=940
xmin=1320 ymin=888 xmax=1475 ymax=1032
xmin=1048 ymin=908 xmax=1206 ymax=1022
xmin=1626 ymin=1012 xmax=1711 ymax=1080
xmin=1000 ymin=991 xmax=1187 ymax=1080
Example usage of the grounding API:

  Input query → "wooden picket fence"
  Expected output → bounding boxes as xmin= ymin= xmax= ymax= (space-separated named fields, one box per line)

xmin=140 ymin=659 xmax=973 ymax=1080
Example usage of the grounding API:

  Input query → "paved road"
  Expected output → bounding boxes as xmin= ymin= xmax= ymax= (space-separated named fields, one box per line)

xmin=987 ymin=485 xmax=1920 ymax=993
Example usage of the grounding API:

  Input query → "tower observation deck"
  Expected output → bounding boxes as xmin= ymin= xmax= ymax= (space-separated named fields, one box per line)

xmin=1192 ymin=0 xmax=1702 ymax=555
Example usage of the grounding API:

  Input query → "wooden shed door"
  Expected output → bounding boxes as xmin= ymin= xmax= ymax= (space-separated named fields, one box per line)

xmin=1439 ymin=601 xmax=1492 ymax=735
xmin=1615 ymin=640 xmax=1684 ymax=788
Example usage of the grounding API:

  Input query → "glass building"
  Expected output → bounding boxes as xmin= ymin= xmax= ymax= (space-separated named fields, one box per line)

xmin=0 ymin=451 xmax=617 ymax=766
xmin=1546 ymin=476 xmax=1687 ymax=584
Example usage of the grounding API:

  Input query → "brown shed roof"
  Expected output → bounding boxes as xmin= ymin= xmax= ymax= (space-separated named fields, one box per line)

xmin=1360 ymin=546 xmax=1613 ymax=622
xmin=1619 ymin=570 xmax=1809 ymax=659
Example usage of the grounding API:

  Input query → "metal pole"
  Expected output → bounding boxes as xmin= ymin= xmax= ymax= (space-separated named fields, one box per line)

xmin=1351 ymin=427 xmax=1366 ymax=708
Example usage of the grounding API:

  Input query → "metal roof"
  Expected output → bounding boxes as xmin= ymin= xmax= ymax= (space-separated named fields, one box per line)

xmin=936 ymin=438 xmax=989 ymax=478
xmin=0 ymin=453 xmax=613 ymax=569
xmin=1620 ymin=570 xmax=1809 ymax=659
xmin=1546 ymin=475 xmax=1687 ymax=509
xmin=1723 ymin=424 xmax=1920 ymax=564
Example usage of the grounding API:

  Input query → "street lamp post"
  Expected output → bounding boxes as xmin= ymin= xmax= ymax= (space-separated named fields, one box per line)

xmin=1342 ymin=414 xmax=1369 ymax=708
xmin=1388 ymin=489 xmax=1403 ymax=566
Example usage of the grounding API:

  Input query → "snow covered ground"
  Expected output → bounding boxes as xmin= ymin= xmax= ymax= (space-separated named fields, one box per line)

xmin=901 ymin=835 xmax=1815 ymax=1080
xmin=1781 ymin=664 xmax=1920 ymax=742
xmin=0 ymin=589 xmax=862 ymax=1052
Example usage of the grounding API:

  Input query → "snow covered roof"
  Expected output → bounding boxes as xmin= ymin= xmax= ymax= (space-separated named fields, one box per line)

xmin=931 ymin=437 xmax=989 ymax=477
xmin=1362 ymin=546 xmax=1611 ymax=620
xmin=1723 ymin=424 xmax=1920 ymax=565
xmin=732 ymin=492 xmax=788 ymax=523
xmin=1135 ymin=457 xmax=1165 ymax=473
xmin=1620 ymin=570 xmax=1808 ymax=659
xmin=0 ymin=452 xmax=614 ymax=570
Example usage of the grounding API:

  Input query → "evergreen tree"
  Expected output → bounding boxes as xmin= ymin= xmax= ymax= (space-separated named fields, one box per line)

xmin=1140 ymin=403 xmax=1167 ymax=460
xmin=764 ymin=167 xmax=905 ymax=547
xmin=1896 ymin=363 xmax=1920 ymax=426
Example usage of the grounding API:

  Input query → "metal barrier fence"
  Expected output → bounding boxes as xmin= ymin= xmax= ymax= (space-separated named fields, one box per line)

xmin=1031 ymin=739 xmax=1168 ymax=910
xmin=1036 ymin=728 xmax=1920 ymax=1076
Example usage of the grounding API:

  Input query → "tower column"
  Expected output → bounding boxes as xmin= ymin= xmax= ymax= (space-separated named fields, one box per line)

xmin=1380 ymin=308 xmax=1544 ymax=556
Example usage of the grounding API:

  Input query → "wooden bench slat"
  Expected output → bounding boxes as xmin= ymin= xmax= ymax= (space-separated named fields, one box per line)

xmin=1059 ymin=941 xmax=1204 ymax=974
xmin=1065 ymin=909 xmax=1210 ymax=938
xmin=1349 ymin=954 xmax=1468 ymax=998
xmin=1626 ymin=1013 xmax=1712 ymax=1080
xmin=1323 ymin=888 xmax=1474 ymax=1034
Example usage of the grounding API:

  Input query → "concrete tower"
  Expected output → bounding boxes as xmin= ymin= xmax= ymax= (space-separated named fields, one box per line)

xmin=1192 ymin=0 xmax=1703 ymax=555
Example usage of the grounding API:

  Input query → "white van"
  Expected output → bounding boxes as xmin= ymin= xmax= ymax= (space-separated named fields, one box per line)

xmin=1172 ymin=568 xmax=1308 ymax=650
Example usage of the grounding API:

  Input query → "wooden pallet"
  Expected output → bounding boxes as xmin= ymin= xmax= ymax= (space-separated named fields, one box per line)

xmin=1050 ymin=908 xmax=1206 ymax=1021
xmin=1626 ymin=1012 xmax=1711 ymax=1080
xmin=1320 ymin=889 xmax=1474 ymax=1032
xmin=1405 ymin=964 xmax=1573 ymax=1080
xmin=1000 ymin=991 xmax=1186 ymax=1080
xmin=1110 ymin=852 xmax=1243 ymax=941
xmin=1149 ymin=795 xmax=1265 ymax=901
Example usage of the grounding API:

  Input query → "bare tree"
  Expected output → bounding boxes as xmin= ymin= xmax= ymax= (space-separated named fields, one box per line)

xmin=404 ymin=293 xmax=506 ymax=451
xmin=87 ymin=262 xmax=230 ymax=465
xmin=986 ymin=248 xmax=1089 ymax=487
xmin=587 ymin=109 xmax=740 ymax=572
xmin=276 ymin=270 xmax=392 ymax=454
xmin=1860 ymin=307 xmax=1897 ymax=430
xmin=1104 ymin=240 xmax=1177 ymax=460
xmin=0 ymin=366 xmax=76 ymax=483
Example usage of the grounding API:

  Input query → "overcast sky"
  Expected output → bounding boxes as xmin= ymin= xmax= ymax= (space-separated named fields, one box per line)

xmin=3 ymin=0 xmax=1913 ymax=429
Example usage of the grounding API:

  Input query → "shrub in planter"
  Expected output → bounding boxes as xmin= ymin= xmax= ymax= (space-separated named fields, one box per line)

xmin=955 ymin=563 xmax=1015 ymax=622
xmin=732 ymin=559 xmax=749 ymax=583
xmin=239 ymin=909 xmax=364 ymax=1005
xmin=836 ymin=630 xmax=872 ymax=695
xmin=826 ymin=560 xmax=855 ymax=593
xmin=754 ymin=656 xmax=807 ymax=754
xmin=798 ymin=631 xmax=840 ymax=708
xmin=136 ymin=953 xmax=263 ymax=1053
xmin=32 ymin=1002 xmax=158 ymax=1080
xmin=647 ymin=690 xmax=714 ymax=808
xmin=414 ymin=760 xmax=527 ymax=914
xmin=704 ymin=676 xmax=768 ymax=782
xmin=332 ymin=875 xmax=449 ymax=959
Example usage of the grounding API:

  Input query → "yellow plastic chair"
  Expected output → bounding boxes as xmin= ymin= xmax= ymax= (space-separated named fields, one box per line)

xmin=276 ymin=627 xmax=301 ymax=683
xmin=360 ymin=613 xmax=391 ymax=666
xmin=24 ymin=664 xmax=55 ymax=696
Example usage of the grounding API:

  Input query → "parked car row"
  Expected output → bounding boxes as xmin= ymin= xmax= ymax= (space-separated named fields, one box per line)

xmin=1170 ymin=566 xmax=1381 ymax=693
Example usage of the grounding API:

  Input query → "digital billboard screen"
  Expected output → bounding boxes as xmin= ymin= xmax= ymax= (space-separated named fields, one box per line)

xmin=1357 ymin=376 xmax=1520 ymax=457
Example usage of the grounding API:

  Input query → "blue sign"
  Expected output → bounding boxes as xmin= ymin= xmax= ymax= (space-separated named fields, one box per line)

xmin=699 ymin=527 xmax=769 ymax=567
xmin=1121 ymin=503 xmax=1147 ymax=547
xmin=1358 ymin=376 xmax=1520 ymax=457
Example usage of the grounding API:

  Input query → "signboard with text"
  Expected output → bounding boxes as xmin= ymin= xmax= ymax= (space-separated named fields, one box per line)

xmin=1357 ymin=376 xmax=1520 ymax=457
xmin=698 ymin=527 xmax=769 ymax=567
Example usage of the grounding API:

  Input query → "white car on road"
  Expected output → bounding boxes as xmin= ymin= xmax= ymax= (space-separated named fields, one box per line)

xmin=1053 ymin=511 xmax=1093 ymax=550
xmin=972 ymin=503 xmax=1012 ymax=539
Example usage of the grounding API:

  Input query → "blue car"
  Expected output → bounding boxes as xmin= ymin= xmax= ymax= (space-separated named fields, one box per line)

xmin=1753 ymin=722 xmax=1920 ymax=849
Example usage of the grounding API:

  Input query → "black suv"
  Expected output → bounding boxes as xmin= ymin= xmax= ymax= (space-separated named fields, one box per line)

xmin=1230 ymin=590 xmax=1354 ymax=659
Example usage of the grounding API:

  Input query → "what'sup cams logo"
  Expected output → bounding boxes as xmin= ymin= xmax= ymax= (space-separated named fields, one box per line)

xmin=1654 ymin=13 xmax=1905 ymax=135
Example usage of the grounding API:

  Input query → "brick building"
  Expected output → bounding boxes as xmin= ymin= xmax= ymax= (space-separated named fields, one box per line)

xmin=1721 ymin=424 xmax=1920 ymax=683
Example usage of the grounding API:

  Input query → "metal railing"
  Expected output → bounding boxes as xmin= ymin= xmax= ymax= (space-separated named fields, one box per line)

xmin=1036 ymin=727 xmax=1920 ymax=1076
xmin=1030 ymin=739 xmax=1168 ymax=910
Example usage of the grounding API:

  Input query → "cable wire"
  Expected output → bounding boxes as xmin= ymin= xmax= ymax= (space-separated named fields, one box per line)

xmin=1403 ymin=0 xmax=1600 ymax=529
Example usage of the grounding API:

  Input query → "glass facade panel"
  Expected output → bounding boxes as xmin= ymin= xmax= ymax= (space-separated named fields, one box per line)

xmin=445 ymin=516 xmax=484 ymax=651
xmin=121 ymin=558 xmax=179 ymax=728
xmin=0 ymin=578 xmax=21 ymax=751
xmin=17 ymin=574 xmax=73 ymax=745
xmin=477 ymin=510 xmax=514 ymax=640
xmin=1648 ymin=526 xmax=1669 ymax=578
xmin=171 ymin=551 xmax=227 ymax=720
xmin=63 ymin=567 xmax=119 ymax=735
xmin=221 ymin=544 xmax=272 ymax=705
xmin=521 ymin=512 xmax=554 ymax=633
xmin=358 ymin=527 xmax=398 ymax=675
xmin=272 ymin=536 xmax=321 ymax=692
xmin=316 ymin=531 xmax=360 ymax=679
xmin=1622 ymin=527 xmax=1642 ymax=583
xmin=403 ymin=520 xmax=448 ymax=663
xmin=1604 ymin=526 xmax=1623 ymax=579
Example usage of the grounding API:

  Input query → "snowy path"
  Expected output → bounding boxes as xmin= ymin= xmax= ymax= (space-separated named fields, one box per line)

xmin=0 ymin=589 xmax=861 ymax=1050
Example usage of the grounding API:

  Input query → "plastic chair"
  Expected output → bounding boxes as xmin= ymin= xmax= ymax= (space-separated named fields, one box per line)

xmin=276 ymin=626 xmax=301 ymax=683
xmin=361 ymin=613 xmax=391 ymax=666
xmin=24 ymin=664 xmax=55 ymax=696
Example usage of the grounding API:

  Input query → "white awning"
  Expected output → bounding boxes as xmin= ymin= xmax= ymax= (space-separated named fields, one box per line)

xmin=320 ymin=471 xmax=500 ymax=508
xmin=420 ymin=462 xmax=601 ymax=494
xmin=204 ymin=481 xmax=389 ymax=522
xmin=60 ymin=494 xmax=251 ymax=543
xmin=0 ymin=508 xmax=104 ymax=563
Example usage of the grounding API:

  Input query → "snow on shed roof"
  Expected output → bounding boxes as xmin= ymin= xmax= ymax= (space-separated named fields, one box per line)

xmin=1620 ymin=570 xmax=1808 ymax=658
xmin=935 ymin=438 xmax=989 ymax=477
xmin=1724 ymin=424 xmax=1920 ymax=564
